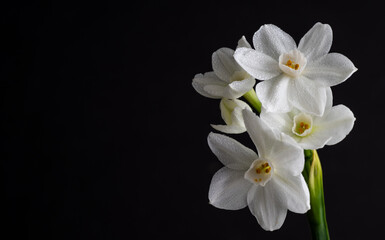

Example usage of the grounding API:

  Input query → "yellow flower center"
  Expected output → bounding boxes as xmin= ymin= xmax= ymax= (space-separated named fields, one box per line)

xmin=245 ymin=159 xmax=274 ymax=186
xmin=292 ymin=112 xmax=313 ymax=137
xmin=285 ymin=60 xmax=300 ymax=70
xmin=295 ymin=121 xmax=310 ymax=134
xmin=278 ymin=49 xmax=307 ymax=78
xmin=254 ymin=162 xmax=272 ymax=183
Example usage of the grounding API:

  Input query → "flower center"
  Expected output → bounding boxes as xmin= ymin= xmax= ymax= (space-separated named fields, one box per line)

xmin=244 ymin=159 xmax=274 ymax=186
xmin=296 ymin=122 xmax=310 ymax=134
xmin=292 ymin=112 xmax=313 ymax=137
xmin=285 ymin=60 xmax=299 ymax=70
xmin=278 ymin=49 xmax=307 ymax=78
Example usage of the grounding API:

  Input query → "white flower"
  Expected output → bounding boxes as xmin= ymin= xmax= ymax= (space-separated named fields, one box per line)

xmin=260 ymin=88 xmax=355 ymax=149
xmin=192 ymin=36 xmax=256 ymax=99
xmin=211 ymin=98 xmax=251 ymax=134
xmin=234 ymin=22 xmax=357 ymax=116
xmin=207 ymin=110 xmax=310 ymax=231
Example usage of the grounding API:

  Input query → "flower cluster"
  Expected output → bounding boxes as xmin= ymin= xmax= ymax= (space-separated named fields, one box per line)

xmin=192 ymin=23 xmax=356 ymax=231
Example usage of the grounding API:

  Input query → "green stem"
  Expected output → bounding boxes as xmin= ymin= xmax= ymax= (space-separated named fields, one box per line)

xmin=303 ymin=150 xmax=330 ymax=240
xmin=242 ymin=89 xmax=262 ymax=113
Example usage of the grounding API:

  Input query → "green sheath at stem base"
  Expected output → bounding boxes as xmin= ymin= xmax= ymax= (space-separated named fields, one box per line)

xmin=303 ymin=150 xmax=330 ymax=240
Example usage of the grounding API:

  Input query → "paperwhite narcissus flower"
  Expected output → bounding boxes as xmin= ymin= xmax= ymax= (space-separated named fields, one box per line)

xmin=234 ymin=22 xmax=357 ymax=116
xmin=208 ymin=110 xmax=310 ymax=231
xmin=192 ymin=36 xmax=256 ymax=99
xmin=260 ymin=88 xmax=355 ymax=150
xmin=211 ymin=98 xmax=251 ymax=134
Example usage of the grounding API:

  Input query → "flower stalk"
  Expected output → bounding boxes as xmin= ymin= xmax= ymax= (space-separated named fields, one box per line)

xmin=303 ymin=149 xmax=330 ymax=240
xmin=242 ymin=89 xmax=262 ymax=113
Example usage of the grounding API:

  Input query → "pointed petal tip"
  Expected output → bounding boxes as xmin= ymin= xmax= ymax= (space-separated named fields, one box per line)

xmin=207 ymin=131 xmax=215 ymax=143
xmin=237 ymin=35 xmax=252 ymax=49
xmin=210 ymin=124 xmax=246 ymax=134
xmin=313 ymin=22 xmax=331 ymax=30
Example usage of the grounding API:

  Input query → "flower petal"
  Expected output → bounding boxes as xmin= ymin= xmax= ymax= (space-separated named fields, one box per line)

xmin=268 ymin=133 xmax=304 ymax=176
xmin=228 ymin=77 xmax=256 ymax=97
xmin=288 ymin=77 xmax=327 ymax=116
xmin=192 ymin=72 xmax=225 ymax=99
xmin=247 ymin=184 xmax=287 ymax=231
xmin=252 ymin=24 xmax=297 ymax=60
xmin=296 ymin=132 xmax=332 ymax=150
xmin=203 ymin=84 xmax=227 ymax=98
xmin=211 ymin=124 xmax=246 ymax=134
xmin=242 ymin=109 xmax=280 ymax=159
xmin=260 ymin=110 xmax=293 ymax=136
xmin=255 ymin=75 xmax=291 ymax=113
xmin=271 ymin=173 xmax=310 ymax=213
xmin=231 ymin=104 xmax=250 ymax=127
xmin=324 ymin=86 xmax=333 ymax=112
xmin=237 ymin=35 xmax=252 ymax=49
xmin=207 ymin=132 xmax=257 ymax=170
xmin=219 ymin=99 xmax=232 ymax=125
xmin=314 ymin=105 xmax=356 ymax=146
xmin=209 ymin=167 xmax=251 ymax=210
xmin=298 ymin=22 xmax=332 ymax=61
xmin=212 ymin=48 xmax=239 ymax=82
xmin=234 ymin=47 xmax=281 ymax=80
xmin=303 ymin=53 xmax=357 ymax=87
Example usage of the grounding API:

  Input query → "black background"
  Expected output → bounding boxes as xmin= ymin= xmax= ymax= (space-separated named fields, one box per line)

xmin=3 ymin=1 xmax=385 ymax=239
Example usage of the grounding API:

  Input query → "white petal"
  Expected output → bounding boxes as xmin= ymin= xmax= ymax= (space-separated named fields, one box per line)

xmin=255 ymin=75 xmax=291 ymax=113
xmin=212 ymin=48 xmax=239 ymax=82
xmin=192 ymin=72 xmax=225 ymax=99
xmin=202 ymin=78 xmax=255 ymax=100
xmin=260 ymin=110 xmax=293 ymax=138
xmin=231 ymin=104 xmax=250 ymax=127
xmin=237 ymin=35 xmax=252 ymax=49
xmin=209 ymin=167 xmax=251 ymax=210
xmin=203 ymin=84 xmax=227 ymax=98
xmin=288 ymin=77 xmax=327 ymax=116
xmin=303 ymin=53 xmax=357 ymax=87
xmin=232 ymin=98 xmax=252 ymax=110
xmin=207 ymin=132 xmax=258 ymax=170
xmin=234 ymin=48 xmax=281 ymax=80
xmin=298 ymin=22 xmax=332 ymax=61
xmin=211 ymin=124 xmax=246 ymax=134
xmin=247 ymin=184 xmax=287 ymax=231
xmin=324 ymin=87 xmax=333 ymax=112
xmin=268 ymin=133 xmax=304 ymax=176
xmin=296 ymin=132 xmax=332 ymax=150
xmin=219 ymin=99 xmax=232 ymax=125
xmin=228 ymin=77 xmax=256 ymax=97
xmin=314 ymin=105 xmax=356 ymax=146
xmin=271 ymin=173 xmax=310 ymax=213
xmin=242 ymin=109 xmax=279 ymax=158
xmin=252 ymin=24 xmax=297 ymax=60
